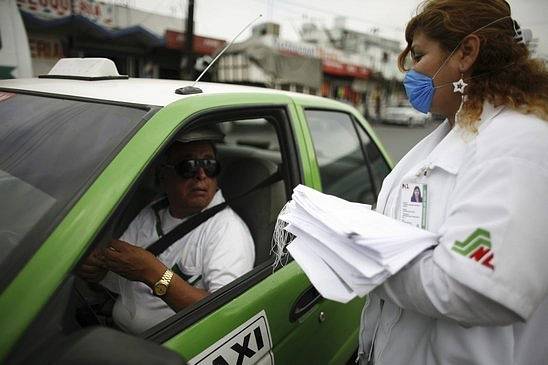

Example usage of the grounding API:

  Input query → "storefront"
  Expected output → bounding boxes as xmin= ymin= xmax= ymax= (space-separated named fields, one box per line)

xmin=17 ymin=0 xmax=165 ymax=77
xmin=15 ymin=0 xmax=226 ymax=80
xmin=216 ymin=24 xmax=374 ymax=111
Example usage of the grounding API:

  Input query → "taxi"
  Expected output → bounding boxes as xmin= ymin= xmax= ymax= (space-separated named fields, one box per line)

xmin=0 ymin=58 xmax=392 ymax=364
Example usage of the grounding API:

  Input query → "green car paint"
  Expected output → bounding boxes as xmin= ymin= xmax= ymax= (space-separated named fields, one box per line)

xmin=0 ymin=90 xmax=392 ymax=363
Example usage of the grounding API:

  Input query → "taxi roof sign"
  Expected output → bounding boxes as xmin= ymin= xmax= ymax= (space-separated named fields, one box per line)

xmin=40 ymin=58 xmax=129 ymax=81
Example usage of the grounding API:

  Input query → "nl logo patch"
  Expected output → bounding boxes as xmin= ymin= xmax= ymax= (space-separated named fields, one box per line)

xmin=452 ymin=228 xmax=494 ymax=270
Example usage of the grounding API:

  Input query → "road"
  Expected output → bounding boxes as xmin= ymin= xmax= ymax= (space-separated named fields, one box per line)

xmin=370 ymin=121 xmax=439 ymax=163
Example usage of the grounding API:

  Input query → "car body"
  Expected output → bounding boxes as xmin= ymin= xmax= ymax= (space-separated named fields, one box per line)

xmin=0 ymin=58 xmax=392 ymax=364
xmin=382 ymin=105 xmax=430 ymax=127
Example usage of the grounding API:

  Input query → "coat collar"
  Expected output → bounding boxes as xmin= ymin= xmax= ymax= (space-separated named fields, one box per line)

xmin=425 ymin=101 xmax=505 ymax=175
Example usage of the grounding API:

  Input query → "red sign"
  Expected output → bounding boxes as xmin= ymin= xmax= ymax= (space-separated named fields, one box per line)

xmin=165 ymin=30 xmax=226 ymax=55
xmin=17 ymin=0 xmax=113 ymax=27
xmin=74 ymin=0 xmax=114 ymax=27
xmin=17 ymin=0 xmax=71 ymax=18
xmin=322 ymin=59 xmax=371 ymax=79
xmin=29 ymin=37 xmax=64 ymax=59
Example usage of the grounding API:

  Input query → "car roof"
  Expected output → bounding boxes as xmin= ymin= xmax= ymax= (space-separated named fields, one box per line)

xmin=0 ymin=77 xmax=322 ymax=107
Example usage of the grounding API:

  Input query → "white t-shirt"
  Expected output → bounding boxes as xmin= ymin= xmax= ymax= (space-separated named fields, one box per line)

xmin=102 ymin=190 xmax=254 ymax=334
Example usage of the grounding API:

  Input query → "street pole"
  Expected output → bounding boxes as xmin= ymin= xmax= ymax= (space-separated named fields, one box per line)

xmin=184 ymin=0 xmax=195 ymax=80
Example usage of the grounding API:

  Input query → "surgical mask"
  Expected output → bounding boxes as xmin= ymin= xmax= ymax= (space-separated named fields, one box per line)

xmin=403 ymin=15 xmax=512 ymax=114
xmin=403 ymin=69 xmax=438 ymax=113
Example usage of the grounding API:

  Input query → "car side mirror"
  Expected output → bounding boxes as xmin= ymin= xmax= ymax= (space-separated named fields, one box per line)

xmin=22 ymin=326 xmax=186 ymax=365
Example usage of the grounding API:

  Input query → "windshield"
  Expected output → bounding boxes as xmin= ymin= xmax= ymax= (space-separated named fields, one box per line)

xmin=0 ymin=92 xmax=151 ymax=274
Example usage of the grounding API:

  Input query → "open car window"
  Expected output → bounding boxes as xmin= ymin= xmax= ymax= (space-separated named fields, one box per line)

xmin=73 ymin=108 xmax=293 ymax=338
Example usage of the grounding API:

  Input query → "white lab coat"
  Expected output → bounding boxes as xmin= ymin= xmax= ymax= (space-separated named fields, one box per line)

xmin=358 ymin=102 xmax=548 ymax=364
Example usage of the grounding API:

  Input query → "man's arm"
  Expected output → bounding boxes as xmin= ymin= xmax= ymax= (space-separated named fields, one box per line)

xmin=104 ymin=239 xmax=208 ymax=311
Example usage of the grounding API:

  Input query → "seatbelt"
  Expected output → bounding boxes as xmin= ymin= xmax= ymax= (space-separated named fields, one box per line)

xmin=146 ymin=167 xmax=282 ymax=257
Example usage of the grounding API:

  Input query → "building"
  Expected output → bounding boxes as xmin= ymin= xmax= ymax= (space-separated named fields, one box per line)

xmin=217 ymin=19 xmax=404 ymax=117
xmin=300 ymin=17 xmax=405 ymax=119
xmin=217 ymin=23 xmax=323 ymax=94
xmin=15 ymin=0 xmax=225 ymax=79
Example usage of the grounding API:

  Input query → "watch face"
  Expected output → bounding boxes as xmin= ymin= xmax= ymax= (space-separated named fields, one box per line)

xmin=154 ymin=283 xmax=167 ymax=296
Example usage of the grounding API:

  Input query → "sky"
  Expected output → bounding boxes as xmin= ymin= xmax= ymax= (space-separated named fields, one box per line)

xmin=120 ymin=0 xmax=547 ymax=57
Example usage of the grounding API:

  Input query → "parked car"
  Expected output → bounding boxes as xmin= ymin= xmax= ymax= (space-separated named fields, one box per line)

xmin=0 ymin=58 xmax=392 ymax=364
xmin=382 ymin=104 xmax=430 ymax=127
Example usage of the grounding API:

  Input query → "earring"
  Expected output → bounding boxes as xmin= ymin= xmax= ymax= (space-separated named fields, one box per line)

xmin=453 ymin=73 xmax=468 ymax=94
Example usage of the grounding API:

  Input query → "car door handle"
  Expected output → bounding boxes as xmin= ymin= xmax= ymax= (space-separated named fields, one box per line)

xmin=289 ymin=285 xmax=322 ymax=322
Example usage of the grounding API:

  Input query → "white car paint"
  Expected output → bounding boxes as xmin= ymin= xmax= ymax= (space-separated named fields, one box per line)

xmin=383 ymin=106 xmax=429 ymax=127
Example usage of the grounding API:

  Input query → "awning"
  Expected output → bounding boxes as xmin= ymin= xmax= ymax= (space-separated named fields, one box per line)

xmin=20 ymin=11 xmax=165 ymax=49
xmin=227 ymin=38 xmax=323 ymax=90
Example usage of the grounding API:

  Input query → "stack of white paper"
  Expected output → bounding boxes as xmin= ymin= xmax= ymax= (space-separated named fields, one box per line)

xmin=277 ymin=184 xmax=438 ymax=303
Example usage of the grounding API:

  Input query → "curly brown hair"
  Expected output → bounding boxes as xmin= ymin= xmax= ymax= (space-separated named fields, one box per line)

xmin=398 ymin=0 xmax=548 ymax=129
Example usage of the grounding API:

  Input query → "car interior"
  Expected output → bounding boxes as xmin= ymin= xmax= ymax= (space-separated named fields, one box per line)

xmin=113 ymin=117 xmax=289 ymax=267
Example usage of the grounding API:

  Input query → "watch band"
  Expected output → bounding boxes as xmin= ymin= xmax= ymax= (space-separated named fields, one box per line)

xmin=161 ymin=269 xmax=174 ymax=284
xmin=153 ymin=269 xmax=174 ymax=296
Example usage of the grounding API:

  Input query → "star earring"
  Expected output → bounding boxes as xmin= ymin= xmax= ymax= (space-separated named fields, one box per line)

xmin=453 ymin=73 xmax=468 ymax=94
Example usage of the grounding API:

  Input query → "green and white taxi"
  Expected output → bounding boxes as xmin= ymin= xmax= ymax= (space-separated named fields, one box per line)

xmin=0 ymin=58 xmax=392 ymax=364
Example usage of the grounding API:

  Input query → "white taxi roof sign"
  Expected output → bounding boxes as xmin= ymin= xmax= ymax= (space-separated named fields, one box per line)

xmin=40 ymin=58 xmax=128 ymax=81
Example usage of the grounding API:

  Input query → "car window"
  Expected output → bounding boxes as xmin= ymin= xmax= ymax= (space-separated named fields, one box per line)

xmin=304 ymin=109 xmax=388 ymax=204
xmin=0 ymin=92 xmax=151 ymax=271
xmin=355 ymin=124 xmax=391 ymax=198
xmin=81 ymin=111 xmax=292 ymax=338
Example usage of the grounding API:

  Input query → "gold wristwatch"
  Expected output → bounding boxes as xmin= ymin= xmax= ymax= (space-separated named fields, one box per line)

xmin=153 ymin=269 xmax=174 ymax=296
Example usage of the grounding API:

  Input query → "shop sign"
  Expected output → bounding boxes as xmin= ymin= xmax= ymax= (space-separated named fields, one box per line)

xmin=17 ymin=0 xmax=113 ymax=27
xmin=165 ymin=30 xmax=226 ymax=55
xmin=74 ymin=0 xmax=113 ymax=27
xmin=17 ymin=0 xmax=71 ymax=19
xmin=323 ymin=59 xmax=371 ymax=79
xmin=274 ymin=39 xmax=316 ymax=58
xmin=29 ymin=37 xmax=64 ymax=59
xmin=273 ymin=38 xmax=371 ymax=79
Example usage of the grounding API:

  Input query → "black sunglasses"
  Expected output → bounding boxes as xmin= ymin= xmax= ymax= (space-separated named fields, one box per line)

xmin=164 ymin=159 xmax=221 ymax=179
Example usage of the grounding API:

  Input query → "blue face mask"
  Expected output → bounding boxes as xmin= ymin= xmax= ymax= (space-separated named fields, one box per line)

xmin=403 ymin=69 xmax=436 ymax=114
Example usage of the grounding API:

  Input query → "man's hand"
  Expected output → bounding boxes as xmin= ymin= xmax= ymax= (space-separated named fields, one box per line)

xmin=104 ymin=240 xmax=166 ymax=287
xmin=77 ymin=248 xmax=108 ymax=283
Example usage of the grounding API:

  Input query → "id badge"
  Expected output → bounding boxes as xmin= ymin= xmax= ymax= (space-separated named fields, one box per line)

xmin=399 ymin=183 xmax=428 ymax=229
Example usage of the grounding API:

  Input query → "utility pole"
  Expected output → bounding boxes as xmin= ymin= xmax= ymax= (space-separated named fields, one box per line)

xmin=183 ymin=0 xmax=195 ymax=80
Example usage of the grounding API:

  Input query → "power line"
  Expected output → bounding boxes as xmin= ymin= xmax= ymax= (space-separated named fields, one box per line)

xmin=273 ymin=0 xmax=403 ymax=32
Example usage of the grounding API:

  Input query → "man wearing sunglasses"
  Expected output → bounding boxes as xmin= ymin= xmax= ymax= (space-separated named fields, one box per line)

xmin=78 ymin=125 xmax=255 ymax=334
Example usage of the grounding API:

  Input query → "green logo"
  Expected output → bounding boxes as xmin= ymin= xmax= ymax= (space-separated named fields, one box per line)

xmin=452 ymin=228 xmax=494 ymax=269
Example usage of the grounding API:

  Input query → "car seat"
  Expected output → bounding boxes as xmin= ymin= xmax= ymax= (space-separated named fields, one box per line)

xmin=218 ymin=156 xmax=286 ymax=266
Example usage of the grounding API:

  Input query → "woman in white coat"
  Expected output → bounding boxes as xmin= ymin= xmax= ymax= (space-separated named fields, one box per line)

xmin=358 ymin=0 xmax=548 ymax=364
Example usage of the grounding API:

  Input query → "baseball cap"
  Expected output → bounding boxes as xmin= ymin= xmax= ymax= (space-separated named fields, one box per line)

xmin=174 ymin=124 xmax=225 ymax=144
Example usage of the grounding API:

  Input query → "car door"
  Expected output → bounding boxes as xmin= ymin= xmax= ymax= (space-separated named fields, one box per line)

xmin=262 ymin=98 xmax=393 ymax=364
xmin=147 ymin=98 xmax=366 ymax=365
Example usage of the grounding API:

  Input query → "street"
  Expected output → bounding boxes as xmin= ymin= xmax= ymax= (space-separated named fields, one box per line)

xmin=371 ymin=121 xmax=440 ymax=163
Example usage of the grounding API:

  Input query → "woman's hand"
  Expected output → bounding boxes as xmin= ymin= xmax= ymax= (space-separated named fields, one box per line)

xmin=104 ymin=239 xmax=166 ymax=287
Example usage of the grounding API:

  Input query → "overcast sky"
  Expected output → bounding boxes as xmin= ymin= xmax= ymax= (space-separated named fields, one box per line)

xmin=122 ymin=0 xmax=547 ymax=57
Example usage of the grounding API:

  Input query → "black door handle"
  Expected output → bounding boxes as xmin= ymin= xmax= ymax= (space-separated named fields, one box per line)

xmin=289 ymin=286 xmax=322 ymax=322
